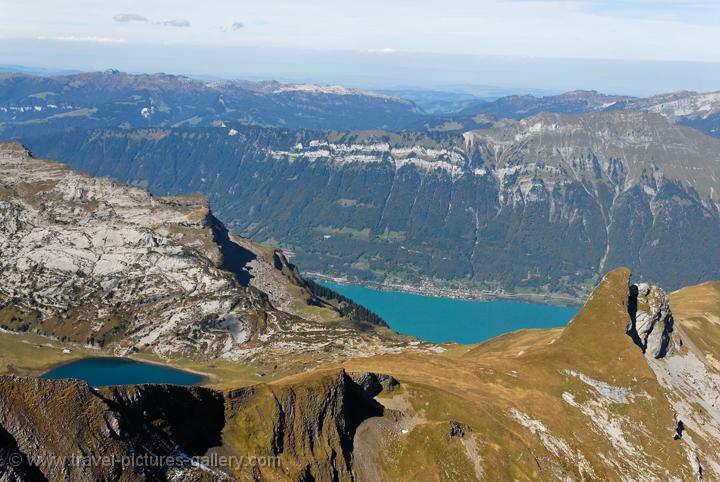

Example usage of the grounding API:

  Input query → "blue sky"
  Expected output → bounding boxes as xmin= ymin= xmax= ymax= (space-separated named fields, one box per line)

xmin=2 ymin=0 xmax=720 ymax=94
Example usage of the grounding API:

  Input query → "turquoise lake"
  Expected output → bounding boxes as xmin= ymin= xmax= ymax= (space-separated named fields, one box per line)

xmin=322 ymin=282 xmax=580 ymax=344
xmin=42 ymin=357 xmax=203 ymax=387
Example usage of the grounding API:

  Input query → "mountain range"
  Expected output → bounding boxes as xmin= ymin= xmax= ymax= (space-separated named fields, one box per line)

xmin=3 ymin=71 xmax=720 ymax=137
xmin=0 ymin=70 xmax=423 ymax=137
xmin=1 ymin=148 xmax=719 ymax=480
xmin=3 ymin=70 xmax=720 ymax=299
xmin=25 ymin=110 xmax=720 ymax=299
xmin=438 ymin=89 xmax=720 ymax=137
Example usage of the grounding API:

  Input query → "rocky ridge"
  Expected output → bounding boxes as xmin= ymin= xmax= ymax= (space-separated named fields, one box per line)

xmin=337 ymin=269 xmax=720 ymax=481
xmin=0 ymin=142 xmax=411 ymax=365
xmin=457 ymin=89 xmax=720 ymax=138
xmin=0 ymin=369 xmax=395 ymax=481
xmin=631 ymin=283 xmax=720 ymax=480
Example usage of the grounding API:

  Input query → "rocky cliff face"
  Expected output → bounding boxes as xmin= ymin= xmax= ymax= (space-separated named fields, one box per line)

xmin=0 ymin=370 xmax=396 ymax=482
xmin=627 ymin=283 xmax=675 ymax=358
xmin=633 ymin=283 xmax=720 ymax=481
xmin=220 ymin=370 xmax=398 ymax=481
xmin=27 ymin=111 xmax=720 ymax=297
xmin=0 ymin=376 xmax=227 ymax=481
xmin=0 ymin=142 xmax=407 ymax=365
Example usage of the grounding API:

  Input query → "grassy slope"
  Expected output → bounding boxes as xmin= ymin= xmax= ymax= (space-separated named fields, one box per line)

xmin=336 ymin=269 xmax=694 ymax=480
xmin=0 ymin=331 xmax=90 ymax=375
xmin=3 ymin=269 xmax=717 ymax=480
xmin=670 ymin=281 xmax=720 ymax=359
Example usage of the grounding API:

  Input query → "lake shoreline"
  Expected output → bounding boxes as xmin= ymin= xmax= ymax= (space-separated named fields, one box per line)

xmin=126 ymin=355 xmax=216 ymax=385
xmin=0 ymin=330 xmax=214 ymax=386
xmin=40 ymin=355 xmax=213 ymax=387
xmin=319 ymin=280 xmax=579 ymax=345
xmin=308 ymin=273 xmax=585 ymax=307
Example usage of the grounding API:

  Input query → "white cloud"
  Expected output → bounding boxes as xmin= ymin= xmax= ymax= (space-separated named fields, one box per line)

xmin=4 ymin=0 xmax=720 ymax=63
xmin=368 ymin=48 xmax=396 ymax=54
xmin=155 ymin=19 xmax=191 ymax=28
xmin=113 ymin=14 xmax=147 ymax=23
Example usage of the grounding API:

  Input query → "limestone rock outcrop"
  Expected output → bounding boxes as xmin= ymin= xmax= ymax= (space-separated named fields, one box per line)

xmin=0 ymin=142 xmax=407 ymax=365
xmin=627 ymin=282 xmax=675 ymax=358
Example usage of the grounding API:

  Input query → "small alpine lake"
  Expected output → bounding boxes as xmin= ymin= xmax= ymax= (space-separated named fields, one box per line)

xmin=42 ymin=357 xmax=204 ymax=387
xmin=322 ymin=282 xmax=580 ymax=344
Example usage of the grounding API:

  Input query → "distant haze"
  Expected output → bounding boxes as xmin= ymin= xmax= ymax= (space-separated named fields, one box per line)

xmin=3 ymin=40 xmax=720 ymax=97
xmin=2 ymin=0 xmax=720 ymax=96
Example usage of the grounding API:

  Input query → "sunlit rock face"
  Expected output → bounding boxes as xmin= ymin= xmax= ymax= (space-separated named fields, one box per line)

xmin=0 ymin=142 xmax=408 ymax=364
xmin=627 ymin=283 xmax=675 ymax=359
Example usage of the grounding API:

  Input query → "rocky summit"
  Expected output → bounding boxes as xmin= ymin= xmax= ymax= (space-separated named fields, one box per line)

xmin=0 ymin=142 xmax=409 ymax=366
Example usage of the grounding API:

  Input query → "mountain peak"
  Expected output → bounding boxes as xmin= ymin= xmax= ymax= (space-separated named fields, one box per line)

xmin=558 ymin=267 xmax=634 ymax=350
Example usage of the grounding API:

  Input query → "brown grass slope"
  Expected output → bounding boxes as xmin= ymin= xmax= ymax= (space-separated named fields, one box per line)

xmin=340 ymin=268 xmax=698 ymax=481
xmin=670 ymin=280 xmax=720 ymax=360
xmin=3 ymin=269 xmax=720 ymax=481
